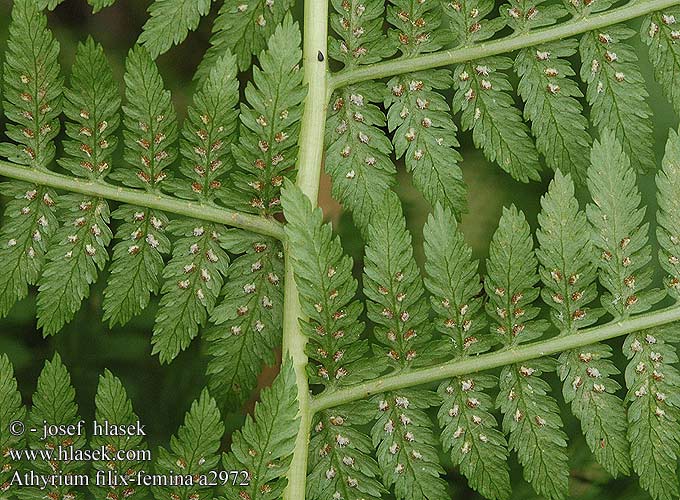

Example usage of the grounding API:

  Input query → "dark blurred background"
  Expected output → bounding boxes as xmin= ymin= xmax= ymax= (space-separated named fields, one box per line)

xmin=0 ymin=1 xmax=677 ymax=499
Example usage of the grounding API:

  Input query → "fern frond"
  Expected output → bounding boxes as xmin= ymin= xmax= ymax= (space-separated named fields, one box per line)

xmin=423 ymin=204 xmax=487 ymax=355
xmin=642 ymin=9 xmax=680 ymax=116
xmin=36 ymin=196 xmax=112 ymax=335
xmin=364 ymin=191 xmax=435 ymax=368
xmin=21 ymin=354 xmax=86 ymax=500
xmin=229 ymin=16 xmax=305 ymax=217
xmin=487 ymin=206 xmax=568 ymax=500
xmin=151 ymin=221 xmax=229 ymax=363
xmin=0 ymin=0 xmax=62 ymax=318
xmin=586 ymin=131 xmax=663 ymax=319
xmin=452 ymin=58 xmax=541 ymax=183
xmin=2 ymin=0 xmax=62 ymax=169
xmin=537 ymin=170 xmax=600 ymax=332
xmin=445 ymin=1 xmax=540 ymax=182
xmin=222 ymin=360 xmax=299 ymax=500
xmin=88 ymin=0 xmax=117 ymax=13
xmin=497 ymin=359 xmax=569 ymax=500
xmin=0 ymin=354 xmax=25 ymax=495
xmin=138 ymin=0 xmax=212 ymax=58
xmin=36 ymin=0 xmax=64 ymax=11
xmin=90 ymin=370 xmax=148 ymax=500
xmin=308 ymin=401 xmax=385 ymax=500
xmin=326 ymin=0 xmax=397 ymax=232
xmin=153 ymin=389 xmax=224 ymax=500
xmin=624 ymin=328 xmax=680 ymax=500
xmin=282 ymin=183 xmax=373 ymax=386
xmin=579 ymin=27 xmax=655 ymax=173
xmin=537 ymin=170 xmax=630 ymax=477
xmin=328 ymin=0 xmax=397 ymax=68
xmin=57 ymin=38 xmax=120 ymax=181
xmin=385 ymin=70 xmax=466 ymax=215
xmin=0 ymin=184 xmax=57 ymax=317
xmin=171 ymin=52 xmax=239 ymax=202
xmin=485 ymin=205 xmax=548 ymax=345
xmin=438 ymin=375 xmax=511 ymax=500
xmin=103 ymin=45 xmax=177 ymax=326
xmin=371 ymin=390 xmax=448 ymax=500
xmin=35 ymin=39 xmax=119 ymax=335
xmin=113 ymin=45 xmax=178 ymax=190
xmin=206 ymin=231 xmax=284 ymax=406
xmin=102 ymin=207 xmax=170 ymax=326
xmin=326 ymin=83 xmax=396 ymax=233
xmin=515 ymin=42 xmax=592 ymax=183
xmin=423 ymin=205 xmax=511 ymax=499
xmin=656 ymin=129 xmax=680 ymax=300
xmin=198 ymin=0 xmax=295 ymax=76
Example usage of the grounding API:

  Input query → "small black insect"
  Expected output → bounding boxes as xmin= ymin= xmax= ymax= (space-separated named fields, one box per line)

xmin=317 ymin=51 xmax=324 ymax=62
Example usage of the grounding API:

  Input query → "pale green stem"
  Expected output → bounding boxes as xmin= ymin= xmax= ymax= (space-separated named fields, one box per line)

xmin=282 ymin=0 xmax=329 ymax=498
xmin=0 ymin=160 xmax=285 ymax=239
xmin=312 ymin=303 xmax=680 ymax=412
xmin=329 ymin=0 xmax=680 ymax=91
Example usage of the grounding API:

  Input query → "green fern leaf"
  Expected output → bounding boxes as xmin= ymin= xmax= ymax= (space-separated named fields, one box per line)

xmin=90 ymin=370 xmax=148 ymax=500
xmin=385 ymin=70 xmax=466 ymax=215
xmin=537 ymin=170 xmax=600 ymax=332
xmin=19 ymin=354 xmax=86 ymax=500
xmin=443 ymin=0 xmax=504 ymax=46
xmin=200 ymin=0 xmax=296 ymax=76
xmin=485 ymin=205 xmax=548 ymax=345
xmin=35 ymin=0 xmax=64 ymax=11
xmin=386 ymin=0 xmax=450 ymax=56
xmin=36 ymin=196 xmax=112 ymax=335
xmin=228 ymin=16 xmax=305 ymax=217
xmin=586 ymin=131 xmax=664 ymax=319
xmin=328 ymin=0 xmax=397 ymax=69
xmin=326 ymin=83 xmax=396 ymax=233
xmin=423 ymin=204 xmax=487 ymax=355
xmin=364 ymin=191 xmax=437 ymax=369
xmin=206 ymin=230 xmax=284 ymax=406
xmin=308 ymin=401 xmax=386 ymax=500
xmin=222 ymin=360 xmax=299 ymax=500
xmin=102 ymin=207 xmax=170 ymax=326
xmin=103 ymin=44 xmax=177 ymax=326
xmin=656 ymin=129 xmax=680 ymax=300
xmin=624 ymin=328 xmax=680 ymax=500
xmin=424 ymin=205 xmax=511 ymax=499
xmin=153 ymin=389 xmax=224 ymax=500
xmin=0 ymin=354 xmax=25 ymax=495
xmin=151 ymin=221 xmax=229 ymax=363
xmin=497 ymin=359 xmax=569 ymax=500
xmin=1 ymin=0 xmax=62 ymax=169
xmin=0 ymin=0 xmax=62 ymax=318
xmin=487 ymin=206 xmax=568 ymax=500
xmin=35 ymin=39 xmax=119 ymax=335
xmin=170 ymin=52 xmax=239 ymax=202
xmin=0 ymin=184 xmax=57 ymax=317
xmin=537 ymin=170 xmax=631 ymax=477
xmin=452 ymin=57 xmax=541 ymax=183
xmin=641 ymin=10 xmax=680 ymax=116
xmin=515 ymin=42 xmax=592 ymax=183
xmin=371 ymin=390 xmax=449 ymax=500
xmin=502 ymin=0 xmax=565 ymax=31
xmin=282 ymin=183 xmax=374 ymax=386
xmin=438 ymin=375 xmax=511 ymax=500
xmin=580 ymin=28 xmax=655 ymax=173
xmin=138 ymin=0 xmax=212 ymax=58
xmin=88 ymin=0 xmax=117 ymax=13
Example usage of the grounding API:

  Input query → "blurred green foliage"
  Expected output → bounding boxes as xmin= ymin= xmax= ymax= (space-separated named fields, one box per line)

xmin=0 ymin=1 xmax=678 ymax=499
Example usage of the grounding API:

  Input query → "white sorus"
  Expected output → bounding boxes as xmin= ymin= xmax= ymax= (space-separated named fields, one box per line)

xmin=38 ymin=216 xmax=48 ymax=227
xmin=453 ymin=426 xmax=464 ymax=439
xmin=389 ymin=443 xmax=399 ymax=455
xmin=193 ymin=226 xmax=205 ymax=236
xmin=146 ymin=234 xmax=159 ymax=248
xmin=342 ymin=456 xmax=354 ymax=466
xmin=479 ymin=434 xmax=489 ymax=443
xmin=345 ymin=170 xmax=356 ymax=179
xmin=150 ymin=216 xmax=163 ymax=229
xmin=254 ymin=321 xmax=265 ymax=333
xmin=262 ymin=296 xmax=273 ymax=308
xmin=399 ymin=414 xmax=411 ymax=426
xmin=206 ymin=249 xmax=219 ymax=263
xmin=461 ymin=442 xmax=471 ymax=454
xmin=650 ymin=351 xmax=663 ymax=362
xmin=32 ymin=230 xmax=41 ymax=241
xmin=384 ymin=419 xmax=395 ymax=434
xmin=231 ymin=325 xmax=242 ymax=335
xmin=346 ymin=477 xmax=358 ymax=488
xmin=404 ymin=432 xmax=415 ymax=442
xmin=513 ymin=409 xmax=523 ymax=422
xmin=645 ymin=334 xmax=657 ymax=344
xmin=200 ymin=269 xmax=211 ymax=282
xmin=378 ymin=400 xmax=389 ymax=411
xmin=349 ymin=94 xmax=364 ymax=106
xmin=593 ymin=383 xmax=606 ymax=393
xmin=244 ymin=283 xmax=256 ymax=294
xmin=127 ymin=245 xmax=139 ymax=255
xmin=325 ymin=467 xmax=336 ymax=480
xmin=335 ymin=434 xmax=350 ymax=447
xmin=586 ymin=367 xmax=601 ymax=378
xmin=395 ymin=396 xmax=409 ymax=408
xmin=394 ymin=463 xmax=405 ymax=474
xmin=196 ymin=289 xmax=205 ymax=301
xmin=411 ymin=450 xmax=423 ymax=460
xmin=472 ymin=415 xmax=482 ymax=425
xmin=461 ymin=379 xmax=474 ymax=391
xmin=519 ymin=365 xmax=535 ymax=377
xmin=7 ymin=239 xmax=17 ymax=247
